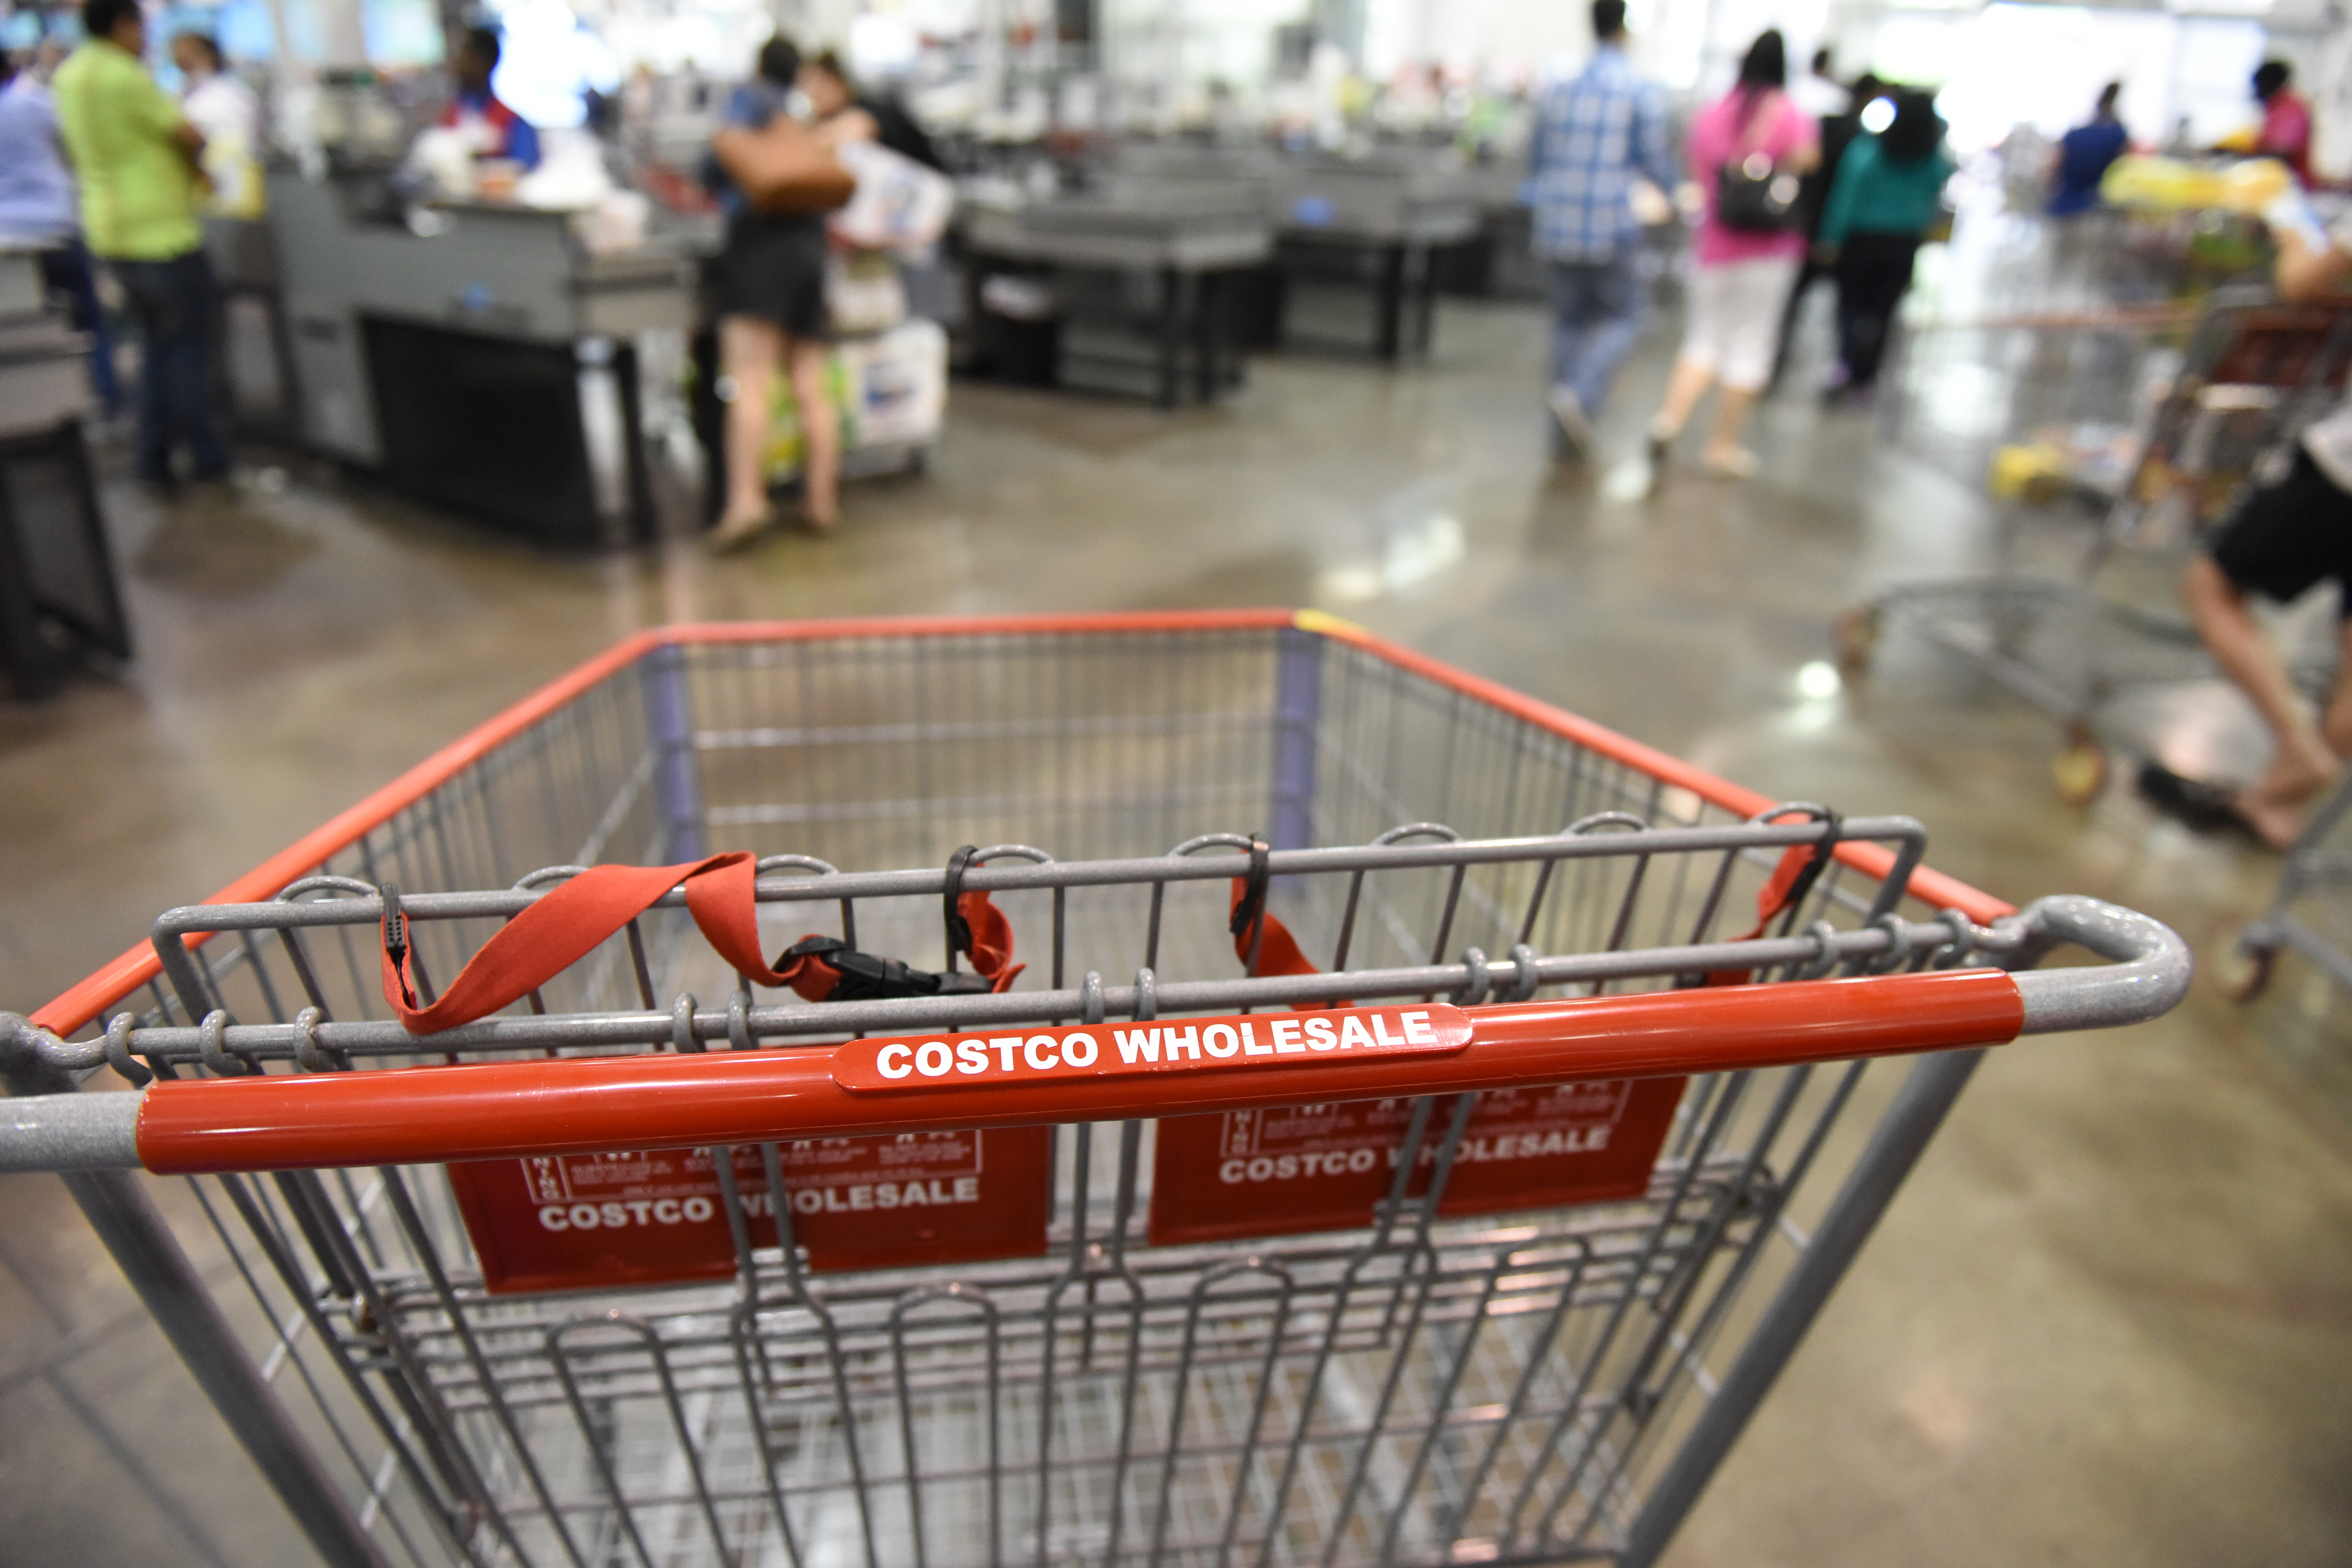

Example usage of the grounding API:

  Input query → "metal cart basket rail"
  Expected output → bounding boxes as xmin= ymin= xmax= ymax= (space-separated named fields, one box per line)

xmin=2229 ymin=767 xmax=2352 ymax=999
xmin=2 ymin=612 xmax=2187 ymax=1568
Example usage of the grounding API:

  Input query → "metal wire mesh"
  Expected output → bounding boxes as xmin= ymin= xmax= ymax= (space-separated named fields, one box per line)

xmin=46 ymin=625 xmax=1995 ymax=1568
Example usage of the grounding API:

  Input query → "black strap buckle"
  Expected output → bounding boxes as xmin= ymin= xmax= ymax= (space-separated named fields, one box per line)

xmin=380 ymin=883 xmax=417 ymax=1008
xmin=1229 ymin=836 xmax=1272 ymax=940
xmin=943 ymin=844 xmax=978 ymax=971
xmin=1776 ymin=810 xmax=1844 ymax=924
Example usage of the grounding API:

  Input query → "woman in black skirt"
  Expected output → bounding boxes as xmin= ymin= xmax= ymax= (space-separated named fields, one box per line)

xmin=709 ymin=37 xmax=836 ymax=547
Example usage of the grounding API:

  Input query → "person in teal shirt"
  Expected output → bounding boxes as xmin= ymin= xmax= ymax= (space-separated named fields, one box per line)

xmin=1814 ymin=89 xmax=1955 ymax=400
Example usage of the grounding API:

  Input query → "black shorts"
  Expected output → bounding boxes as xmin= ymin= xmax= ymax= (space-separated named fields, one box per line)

xmin=710 ymin=211 xmax=828 ymax=340
xmin=2208 ymin=447 xmax=2352 ymax=617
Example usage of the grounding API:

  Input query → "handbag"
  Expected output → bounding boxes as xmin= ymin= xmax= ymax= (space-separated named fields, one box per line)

xmin=1715 ymin=96 xmax=1802 ymax=234
xmin=712 ymin=118 xmax=855 ymax=216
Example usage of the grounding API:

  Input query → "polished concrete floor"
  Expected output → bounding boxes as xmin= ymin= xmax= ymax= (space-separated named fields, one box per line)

xmin=3 ymin=293 xmax=2352 ymax=1566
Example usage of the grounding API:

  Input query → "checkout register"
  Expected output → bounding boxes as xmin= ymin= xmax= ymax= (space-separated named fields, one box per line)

xmin=268 ymin=31 xmax=691 ymax=546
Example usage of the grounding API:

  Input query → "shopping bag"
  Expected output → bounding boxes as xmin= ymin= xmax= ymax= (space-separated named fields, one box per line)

xmin=834 ymin=320 xmax=948 ymax=448
xmin=761 ymin=352 xmax=859 ymax=481
xmin=826 ymin=251 xmax=909 ymax=336
xmin=762 ymin=320 xmax=947 ymax=477
xmin=828 ymin=139 xmax=956 ymax=252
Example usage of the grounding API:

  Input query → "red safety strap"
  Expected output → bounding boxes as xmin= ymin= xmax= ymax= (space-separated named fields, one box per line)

xmin=1704 ymin=816 xmax=1841 ymax=987
xmin=380 ymin=852 xmax=1020 ymax=1033
xmin=958 ymin=892 xmax=1023 ymax=989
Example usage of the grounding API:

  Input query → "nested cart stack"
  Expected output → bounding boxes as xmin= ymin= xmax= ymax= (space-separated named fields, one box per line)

xmin=2 ymin=612 xmax=2186 ymax=1568
xmin=1847 ymin=291 xmax=2352 ymax=801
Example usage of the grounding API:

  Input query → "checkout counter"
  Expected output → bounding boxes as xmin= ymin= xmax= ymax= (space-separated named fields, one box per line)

xmin=1270 ymin=153 xmax=1482 ymax=360
xmin=268 ymin=168 xmax=697 ymax=545
xmin=206 ymin=215 xmax=303 ymax=444
xmin=0 ymin=250 xmax=128 ymax=699
xmin=961 ymin=188 xmax=1274 ymax=406
xmin=1433 ymin=160 xmax=1544 ymax=303
xmin=1098 ymin=144 xmax=1484 ymax=362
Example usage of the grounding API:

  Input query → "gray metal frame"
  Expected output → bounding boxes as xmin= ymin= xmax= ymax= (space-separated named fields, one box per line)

xmin=2234 ymin=769 xmax=2352 ymax=994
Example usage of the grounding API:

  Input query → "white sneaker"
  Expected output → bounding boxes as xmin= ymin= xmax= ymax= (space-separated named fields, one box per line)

xmin=1548 ymin=386 xmax=1594 ymax=458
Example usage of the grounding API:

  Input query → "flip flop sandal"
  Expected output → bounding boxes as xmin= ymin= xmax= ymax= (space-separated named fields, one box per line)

xmin=2134 ymin=761 xmax=2266 ymax=842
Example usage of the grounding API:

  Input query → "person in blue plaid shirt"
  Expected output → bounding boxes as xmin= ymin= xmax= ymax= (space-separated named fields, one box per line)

xmin=1528 ymin=0 xmax=1675 ymax=458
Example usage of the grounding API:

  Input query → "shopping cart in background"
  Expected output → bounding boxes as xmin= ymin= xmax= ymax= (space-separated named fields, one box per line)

xmin=1844 ymin=290 xmax=2352 ymax=802
xmin=1 ymin=613 xmax=2187 ymax=1568
xmin=2226 ymin=770 xmax=2352 ymax=1000
xmin=1869 ymin=299 xmax=2199 ymax=499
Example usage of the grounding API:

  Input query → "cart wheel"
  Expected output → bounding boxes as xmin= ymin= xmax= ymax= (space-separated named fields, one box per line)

xmin=2221 ymin=940 xmax=2278 ymax=1003
xmin=1833 ymin=605 xmax=1881 ymax=681
xmin=2052 ymin=727 xmax=2109 ymax=806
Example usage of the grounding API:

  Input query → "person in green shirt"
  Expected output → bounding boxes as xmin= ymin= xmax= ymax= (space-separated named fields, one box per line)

xmin=1813 ymin=89 xmax=1957 ymax=402
xmin=53 ymin=0 xmax=228 ymax=484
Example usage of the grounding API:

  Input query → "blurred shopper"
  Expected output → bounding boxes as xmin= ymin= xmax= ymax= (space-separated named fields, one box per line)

xmin=444 ymin=26 xmax=541 ymax=173
xmin=2162 ymin=207 xmax=2352 ymax=847
xmin=707 ymin=37 xmax=836 ymax=547
xmin=0 ymin=46 xmax=121 ymax=416
xmin=1525 ymin=0 xmax=1675 ymax=460
xmin=1771 ymin=71 xmax=1880 ymax=387
xmin=2248 ymin=59 xmax=2311 ymax=185
xmin=1647 ymin=29 xmax=1818 ymax=480
xmin=170 ymin=32 xmax=262 ymax=218
xmin=53 ymin=0 xmax=228 ymax=486
xmin=2049 ymin=82 xmax=2129 ymax=216
xmin=801 ymin=50 xmax=943 ymax=170
xmin=1815 ymin=89 xmax=1953 ymax=402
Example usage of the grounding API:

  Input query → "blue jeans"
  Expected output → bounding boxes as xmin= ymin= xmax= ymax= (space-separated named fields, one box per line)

xmin=37 ymin=238 xmax=122 ymax=416
xmin=1546 ymin=252 xmax=1646 ymax=416
xmin=111 ymin=249 xmax=229 ymax=484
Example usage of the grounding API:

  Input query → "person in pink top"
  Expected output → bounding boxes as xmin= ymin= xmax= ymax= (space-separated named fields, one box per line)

xmin=1648 ymin=30 xmax=1819 ymax=479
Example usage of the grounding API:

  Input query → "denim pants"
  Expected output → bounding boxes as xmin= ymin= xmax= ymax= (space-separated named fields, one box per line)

xmin=36 ymin=237 xmax=122 ymax=416
xmin=1546 ymin=251 xmax=1647 ymax=415
xmin=110 ymin=248 xmax=229 ymax=483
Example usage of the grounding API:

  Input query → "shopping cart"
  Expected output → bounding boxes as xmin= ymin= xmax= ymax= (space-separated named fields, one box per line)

xmin=2225 ymin=769 xmax=2352 ymax=1000
xmin=1843 ymin=290 xmax=2352 ymax=801
xmin=0 ymin=612 xmax=2187 ymax=1568
xmin=1869 ymin=299 xmax=2199 ymax=498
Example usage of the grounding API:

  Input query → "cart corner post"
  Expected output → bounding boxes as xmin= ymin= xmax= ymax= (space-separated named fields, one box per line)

xmin=1616 ymin=1046 xmax=1987 ymax=1568
xmin=642 ymin=637 xmax=707 ymax=862
xmin=0 ymin=1024 xmax=396 ymax=1568
xmin=1270 ymin=622 xmax=1324 ymax=854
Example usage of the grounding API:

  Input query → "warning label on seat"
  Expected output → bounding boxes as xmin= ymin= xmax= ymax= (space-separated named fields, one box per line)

xmin=1146 ymin=1077 xmax=1685 ymax=1246
xmin=448 ymin=1127 xmax=1052 ymax=1294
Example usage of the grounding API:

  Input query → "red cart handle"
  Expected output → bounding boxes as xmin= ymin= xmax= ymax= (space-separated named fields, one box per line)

xmin=132 ymin=970 xmax=2032 ymax=1173
xmin=380 ymin=853 xmax=1020 ymax=1034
